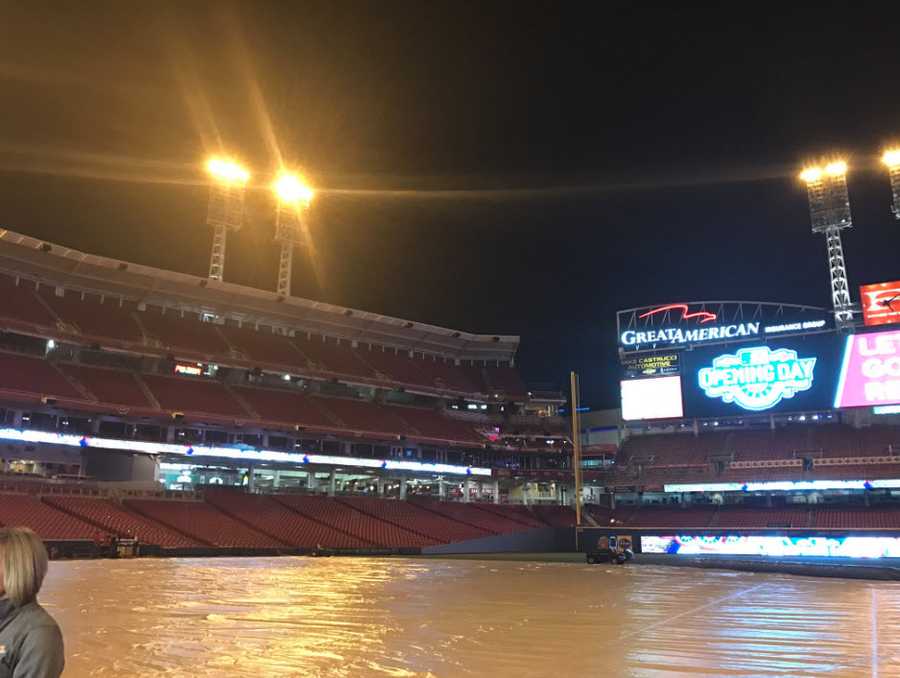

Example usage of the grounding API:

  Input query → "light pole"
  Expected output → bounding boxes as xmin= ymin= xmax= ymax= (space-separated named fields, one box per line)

xmin=272 ymin=171 xmax=314 ymax=298
xmin=882 ymin=149 xmax=900 ymax=220
xmin=205 ymin=156 xmax=250 ymax=282
xmin=799 ymin=160 xmax=854 ymax=325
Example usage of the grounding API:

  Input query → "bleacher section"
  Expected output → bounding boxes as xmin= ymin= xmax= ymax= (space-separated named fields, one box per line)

xmin=139 ymin=374 xmax=251 ymax=420
xmin=410 ymin=498 xmax=538 ymax=534
xmin=0 ymin=494 xmax=110 ymax=542
xmin=45 ymin=496 xmax=199 ymax=548
xmin=616 ymin=425 xmax=900 ymax=487
xmin=124 ymin=498 xmax=284 ymax=549
xmin=0 ymin=352 xmax=84 ymax=401
xmin=0 ymin=277 xmax=58 ymax=330
xmin=0 ymin=273 xmax=529 ymax=402
xmin=273 ymin=495 xmax=437 ymax=548
xmin=205 ymin=491 xmax=372 ymax=549
xmin=338 ymin=495 xmax=491 ymax=543
xmin=0 ymin=349 xmax=497 ymax=445
xmin=138 ymin=309 xmax=231 ymax=358
xmin=37 ymin=288 xmax=144 ymax=344
xmin=58 ymin=364 xmax=154 ymax=410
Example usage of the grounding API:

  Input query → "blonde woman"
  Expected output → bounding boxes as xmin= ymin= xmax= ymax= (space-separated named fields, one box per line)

xmin=0 ymin=527 xmax=64 ymax=677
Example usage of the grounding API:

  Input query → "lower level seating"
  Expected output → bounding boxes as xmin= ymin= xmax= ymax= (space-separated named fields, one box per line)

xmin=125 ymin=499 xmax=283 ymax=548
xmin=473 ymin=503 xmax=546 ymax=528
xmin=206 ymin=492 xmax=372 ymax=549
xmin=45 ymin=496 xmax=199 ymax=548
xmin=410 ymin=498 xmax=535 ymax=534
xmin=273 ymin=495 xmax=435 ymax=548
xmin=531 ymin=505 xmax=576 ymax=527
xmin=0 ymin=495 xmax=110 ymax=542
xmin=338 ymin=496 xmax=490 ymax=543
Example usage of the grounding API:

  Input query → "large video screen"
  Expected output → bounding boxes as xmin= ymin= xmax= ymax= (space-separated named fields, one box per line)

xmin=680 ymin=334 xmax=841 ymax=417
xmin=620 ymin=376 xmax=683 ymax=421
xmin=642 ymin=534 xmax=900 ymax=559
xmin=834 ymin=330 xmax=900 ymax=409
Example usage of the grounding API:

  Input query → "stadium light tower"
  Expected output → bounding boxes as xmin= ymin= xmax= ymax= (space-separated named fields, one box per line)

xmin=272 ymin=171 xmax=314 ymax=297
xmin=799 ymin=160 xmax=854 ymax=325
xmin=882 ymin=148 xmax=900 ymax=220
xmin=205 ymin=156 xmax=250 ymax=281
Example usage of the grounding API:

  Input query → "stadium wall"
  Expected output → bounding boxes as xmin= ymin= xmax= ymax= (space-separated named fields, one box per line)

xmin=421 ymin=526 xmax=575 ymax=555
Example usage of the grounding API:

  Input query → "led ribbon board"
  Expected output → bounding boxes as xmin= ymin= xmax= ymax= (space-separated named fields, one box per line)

xmin=697 ymin=345 xmax=816 ymax=411
xmin=0 ymin=428 xmax=491 ymax=476
xmin=642 ymin=535 xmax=900 ymax=559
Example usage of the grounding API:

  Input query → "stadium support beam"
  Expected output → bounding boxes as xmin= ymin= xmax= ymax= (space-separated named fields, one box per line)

xmin=205 ymin=157 xmax=250 ymax=282
xmin=272 ymin=172 xmax=314 ymax=298
xmin=799 ymin=160 xmax=854 ymax=325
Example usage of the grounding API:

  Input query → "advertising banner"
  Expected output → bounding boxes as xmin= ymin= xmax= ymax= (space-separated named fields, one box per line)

xmin=834 ymin=330 xmax=900 ymax=408
xmin=860 ymin=282 xmax=900 ymax=327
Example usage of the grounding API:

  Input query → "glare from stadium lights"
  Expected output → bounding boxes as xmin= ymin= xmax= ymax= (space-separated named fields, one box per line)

xmin=882 ymin=149 xmax=900 ymax=168
xmin=273 ymin=172 xmax=314 ymax=205
xmin=825 ymin=160 xmax=848 ymax=177
xmin=799 ymin=166 xmax=823 ymax=183
xmin=206 ymin=157 xmax=250 ymax=184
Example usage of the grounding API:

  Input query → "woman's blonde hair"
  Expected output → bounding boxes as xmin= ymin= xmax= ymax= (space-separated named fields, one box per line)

xmin=0 ymin=527 xmax=48 ymax=607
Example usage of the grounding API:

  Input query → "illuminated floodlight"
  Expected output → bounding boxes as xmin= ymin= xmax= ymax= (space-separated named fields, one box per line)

xmin=799 ymin=156 xmax=853 ymax=324
xmin=272 ymin=171 xmax=315 ymax=298
xmin=206 ymin=157 xmax=250 ymax=185
xmin=273 ymin=172 xmax=314 ymax=205
xmin=799 ymin=166 xmax=823 ymax=183
xmin=824 ymin=160 xmax=848 ymax=177
xmin=205 ymin=155 xmax=250 ymax=281
xmin=882 ymin=149 xmax=900 ymax=168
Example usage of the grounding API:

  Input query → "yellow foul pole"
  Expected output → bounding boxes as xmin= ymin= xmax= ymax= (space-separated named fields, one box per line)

xmin=570 ymin=371 xmax=583 ymax=527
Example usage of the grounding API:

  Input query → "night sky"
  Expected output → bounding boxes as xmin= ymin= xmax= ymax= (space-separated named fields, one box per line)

xmin=1 ymin=4 xmax=898 ymax=408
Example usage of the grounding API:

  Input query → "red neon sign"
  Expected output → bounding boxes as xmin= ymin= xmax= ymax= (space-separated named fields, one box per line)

xmin=860 ymin=282 xmax=900 ymax=327
xmin=639 ymin=304 xmax=717 ymax=324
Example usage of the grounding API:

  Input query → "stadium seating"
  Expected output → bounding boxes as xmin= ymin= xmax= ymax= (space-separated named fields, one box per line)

xmin=315 ymin=397 xmax=412 ymax=436
xmin=273 ymin=495 xmax=436 ymax=548
xmin=482 ymin=367 xmax=529 ymax=398
xmin=0 ymin=352 xmax=84 ymax=401
xmin=37 ymin=288 xmax=144 ymax=344
xmin=232 ymin=386 xmax=339 ymax=430
xmin=338 ymin=495 xmax=491 ymax=543
xmin=292 ymin=335 xmax=376 ymax=380
xmin=531 ymin=505 xmax=576 ymax=527
xmin=58 ymin=364 xmax=154 ymax=409
xmin=137 ymin=308 xmax=231 ymax=358
xmin=0 ymin=494 xmax=110 ymax=542
xmin=472 ymin=503 xmax=546 ymax=528
xmin=45 ymin=496 xmax=199 ymax=548
xmin=0 ymin=276 xmax=58 ymax=329
xmin=218 ymin=325 xmax=309 ymax=368
xmin=410 ymin=498 xmax=536 ymax=534
xmin=395 ymin=407 xmax=482 ymax=444
xmin=205 ymin=491 xmax=372 ymax=549
xmin=140 ymin=374 xmax=250 ymax=419
xmin=125 ymin=498 xmax=284 ymax=548
xmin=354 ymin=346 xmax=432 ymax=389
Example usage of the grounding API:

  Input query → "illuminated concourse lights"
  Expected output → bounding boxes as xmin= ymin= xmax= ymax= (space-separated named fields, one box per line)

xmin=882 ymin=148 xmax=900 ymax=220
xmin=272 ymin=171 xmax=314 ymax=298
xmin=799 ymin=159 xmax=854 ymax=325
xmin=205 ymin=156 xmax=250 ymax=281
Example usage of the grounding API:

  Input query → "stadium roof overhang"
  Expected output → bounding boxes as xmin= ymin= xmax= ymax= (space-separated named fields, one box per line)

xmin=0 ymin=228 xmax=519 ymax=362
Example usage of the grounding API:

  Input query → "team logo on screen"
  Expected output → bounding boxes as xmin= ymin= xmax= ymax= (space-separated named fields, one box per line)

xmin=697 ymin=346 xmax=816 ymax=411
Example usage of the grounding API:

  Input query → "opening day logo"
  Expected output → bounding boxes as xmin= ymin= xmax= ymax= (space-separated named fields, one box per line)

xmin=698 ymin=346 xmax=817 ymax=411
